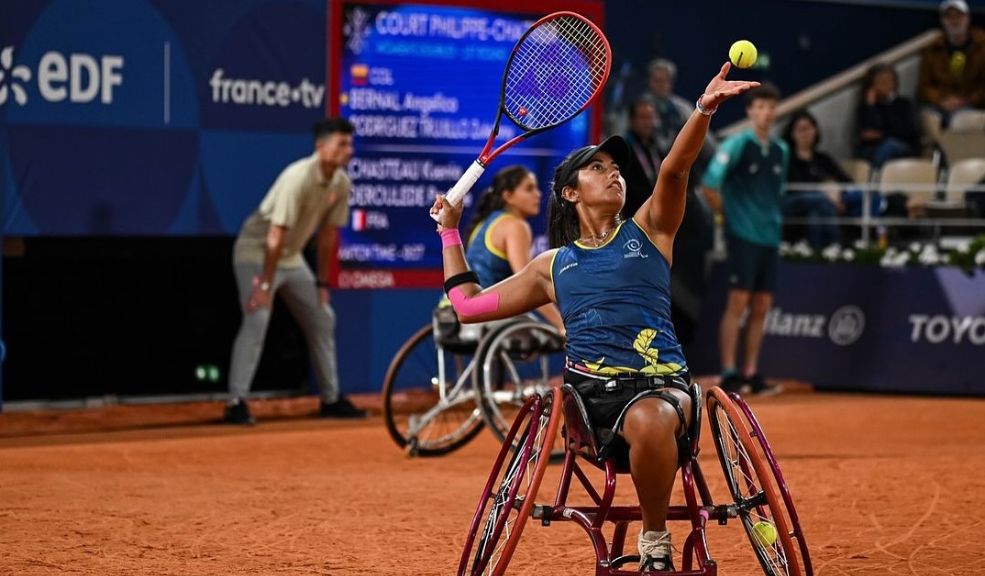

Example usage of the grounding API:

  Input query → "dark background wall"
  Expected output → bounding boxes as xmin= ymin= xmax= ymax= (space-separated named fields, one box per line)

xmin=3 ymin=0 xmax=984 ymax=402
xmin=605 ymin=0 xmax=950 ymax=125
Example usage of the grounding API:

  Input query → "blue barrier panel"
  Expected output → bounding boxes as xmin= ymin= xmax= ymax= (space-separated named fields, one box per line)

xmin=334 ymin=288 xmax=441 ymax=395
xmin=689 ymin=262 xmax=985 ymax=396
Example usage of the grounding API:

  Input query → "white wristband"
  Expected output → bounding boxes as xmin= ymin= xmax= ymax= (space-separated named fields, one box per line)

xmin=696 ymin=96 xmax=717 ymax=116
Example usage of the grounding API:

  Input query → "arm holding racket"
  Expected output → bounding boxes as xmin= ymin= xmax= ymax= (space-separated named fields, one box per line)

xmin=444 ymin=161 xmax=486 ymax=211
xmin=432 ymin=194 xmax=554 ymax=323
xmin=432 ymin=194 xmax=498 ymax=321
xmin=430 ymin=160 xmax=487 ymax=222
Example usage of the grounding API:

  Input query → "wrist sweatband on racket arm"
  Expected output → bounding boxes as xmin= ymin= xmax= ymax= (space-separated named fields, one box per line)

xmin=448 ymin=286 xmax=500 ymax=320
xmin=440 ymin=228 xmax=462 ymax=248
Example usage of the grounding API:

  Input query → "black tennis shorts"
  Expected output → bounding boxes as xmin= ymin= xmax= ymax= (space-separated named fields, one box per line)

xmin=726 ymin=234 xmax=779 ymax=293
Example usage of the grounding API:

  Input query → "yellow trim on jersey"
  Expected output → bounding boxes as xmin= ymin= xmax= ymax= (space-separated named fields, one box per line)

xmin=548 ymin=248 xmax=560 ymax=302
xmin=580 ymin=358 xmax=684 ymax=376
xmin=630 ymin=217 xmax=661 ymax=249
xmin=483 ymin=213 xmax=510 ymax=260
xmin=573 ymin=220 xmax=627 ymax=250
xmin=467 ymin=221 xmax=483 ymax=247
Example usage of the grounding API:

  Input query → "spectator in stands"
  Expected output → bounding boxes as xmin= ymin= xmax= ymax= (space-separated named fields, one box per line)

xmin=782 ymin=110 xmax=848 ymax=248
xmin=702 ymin=84 xmax=787 ymax=396
xmin=918 ymin=0 xmax=985 ymax=130
xmin=623 ymin=99 xmax=663 ymax=190
xmin=857 ymin=63 xmax=921 ymax=168
xmin=641 ymin=59 xmax=695 ymax=157
xmin=224 ymin=118 xmax=366 ymax=425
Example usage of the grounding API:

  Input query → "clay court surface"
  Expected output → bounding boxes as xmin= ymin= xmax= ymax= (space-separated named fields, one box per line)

xmin=1 ymin=391 xmax=984 ymax=575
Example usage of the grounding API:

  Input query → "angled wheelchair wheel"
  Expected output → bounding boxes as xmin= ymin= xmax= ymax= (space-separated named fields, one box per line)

xmin=381 ymin=324 xmax=483 ymax=457
xmin=707 ymin=387 xmax=809 ymax=576
xmin=458 ymin=386 xmax=561 ymax=576
xmin=730 ymin=393 xmax=813 ymax=576
xmin=474 ymin=320 xmax=566 ymax=459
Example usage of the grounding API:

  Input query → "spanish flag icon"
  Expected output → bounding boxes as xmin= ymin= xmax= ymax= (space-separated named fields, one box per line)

xmin=351 ymin=64 xmax=369 ymax=86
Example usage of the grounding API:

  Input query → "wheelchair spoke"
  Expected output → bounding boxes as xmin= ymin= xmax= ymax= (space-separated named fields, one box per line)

xmin=473 ymin=435 xmax=528 ymax=574
xmin=460 ymin=389 xmax=560 ymax=576
xmin=475 ymin=322 xmax=565 ymax=458
xmin=721 ymin=411 xmax=767 ymax=510
xmin=709 ymin=390 xmax=802 ymax=576
xmin=383 ymin=324 xmax=486 ymax=456
xmin=524 ymin=407 xmax=551 ymax=493
xmin=408 ymin=390 xmax=478 ymax=434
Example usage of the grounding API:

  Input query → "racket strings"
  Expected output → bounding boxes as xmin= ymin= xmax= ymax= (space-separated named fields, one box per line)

xmin=510 ymin=21 xmax=602 ymax=123
xmin=505 ymin=16 xmax=609 ymax=130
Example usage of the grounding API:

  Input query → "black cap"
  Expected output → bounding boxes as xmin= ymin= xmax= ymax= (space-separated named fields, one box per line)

xmin=552 ymin=135 xmax=630 ymax=199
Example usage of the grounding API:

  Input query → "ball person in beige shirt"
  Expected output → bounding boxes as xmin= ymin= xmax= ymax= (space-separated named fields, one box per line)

xmin=225 ymin=118 xmax=366 ymax=424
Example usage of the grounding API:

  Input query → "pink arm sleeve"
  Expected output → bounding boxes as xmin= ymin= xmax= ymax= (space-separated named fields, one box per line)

xmin=448 ymin=286 xmax=500 ymax=320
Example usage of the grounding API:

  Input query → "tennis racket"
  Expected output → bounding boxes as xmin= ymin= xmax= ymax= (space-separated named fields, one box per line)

xmin=432 ymin=11 xmax=611 ymax=220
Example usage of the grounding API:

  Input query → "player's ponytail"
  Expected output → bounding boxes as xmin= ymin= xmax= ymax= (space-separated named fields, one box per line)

xmin=548 ymin=164 xmax=581 ymax=248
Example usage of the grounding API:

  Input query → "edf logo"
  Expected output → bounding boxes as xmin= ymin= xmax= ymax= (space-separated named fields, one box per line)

xmin=0 ymin=46 xmax=124 ymax=106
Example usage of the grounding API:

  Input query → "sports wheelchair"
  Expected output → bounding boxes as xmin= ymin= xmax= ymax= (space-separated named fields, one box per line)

xmin=458 ymin=382 xmax=812 ymax=575
xmin=381 ymin=305 xmax=565 ymax=457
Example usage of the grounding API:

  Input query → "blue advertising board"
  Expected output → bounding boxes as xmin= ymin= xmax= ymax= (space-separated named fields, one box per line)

xmin=2 ymin=0 xmax=603 ymax=285
xmin=333 ymin=1 xmax=603 ymax=287
xmin=689 ymin=262 xmax=985 ymax=396
xmin=1 ymin=0 xmax=328 ymax=236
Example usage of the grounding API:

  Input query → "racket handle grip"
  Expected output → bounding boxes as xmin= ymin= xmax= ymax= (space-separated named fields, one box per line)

xmin=431 ymin=160 xmax=486 ymax=222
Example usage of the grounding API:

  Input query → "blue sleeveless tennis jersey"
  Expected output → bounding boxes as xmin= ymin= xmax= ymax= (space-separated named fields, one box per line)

xmin=551 ymin=218 xmax=686 ymax=375
xmin=466 ymin=210 xmax=515 ymax=287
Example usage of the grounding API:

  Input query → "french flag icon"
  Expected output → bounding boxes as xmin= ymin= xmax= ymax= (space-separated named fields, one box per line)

xmin=352 ymin=209 xmax=367 ymax=231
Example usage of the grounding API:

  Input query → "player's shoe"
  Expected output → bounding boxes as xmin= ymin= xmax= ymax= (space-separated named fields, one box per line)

xmin=639 ymin=530 xmax=675 ymax=573
xmin=223 ymin=398 xmax=255 ymax=425
xmin=721 ymin=373 xmax=750 ymax=395
xmin=319 ymin=395 xmax=367 ymax=419
xmin=747 ymin=373 xmax=783 ymax=396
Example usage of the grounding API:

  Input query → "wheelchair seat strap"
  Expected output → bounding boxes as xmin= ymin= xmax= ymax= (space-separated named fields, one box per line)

xmin=607 ymin=387 xmax=692 ymax=466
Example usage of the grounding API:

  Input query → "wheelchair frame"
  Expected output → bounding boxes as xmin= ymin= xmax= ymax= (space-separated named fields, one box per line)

xmin=458 ymin=384 xmax=812 ymax=576
xmin=381 ymin=316 xmax=564 ymax=457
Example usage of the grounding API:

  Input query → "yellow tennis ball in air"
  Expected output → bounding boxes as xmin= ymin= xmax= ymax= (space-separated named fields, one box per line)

xmin=752 ymin=520 xmax=778 ymax=547
xmin=729 ymin=40 xmax=758 ymax=69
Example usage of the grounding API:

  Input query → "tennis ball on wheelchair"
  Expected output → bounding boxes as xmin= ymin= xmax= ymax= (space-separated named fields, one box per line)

xmin=752 ymin=520 xmax=778 ymax=546
xmin=729 ymin=40 xmax=758 ymax=69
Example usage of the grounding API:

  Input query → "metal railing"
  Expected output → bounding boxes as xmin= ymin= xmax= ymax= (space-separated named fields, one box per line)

xmin=781 ymin=181 xmax=985 ymax=246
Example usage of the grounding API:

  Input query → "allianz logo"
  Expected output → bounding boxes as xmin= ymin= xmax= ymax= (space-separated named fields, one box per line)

xmin=908 ymin=314 xmax=985 ymax=345
xmin=0 ymin=46 xmax=124 ymax=106
xmin=763 ymin=305 xmax=865 ymax=346
xmin=209 ymin=69 xmax=324 ymax=109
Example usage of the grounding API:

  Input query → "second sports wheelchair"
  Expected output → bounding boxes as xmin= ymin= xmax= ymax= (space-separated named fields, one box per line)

xmin=381 ymin=306 xmax=565 ymax=457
